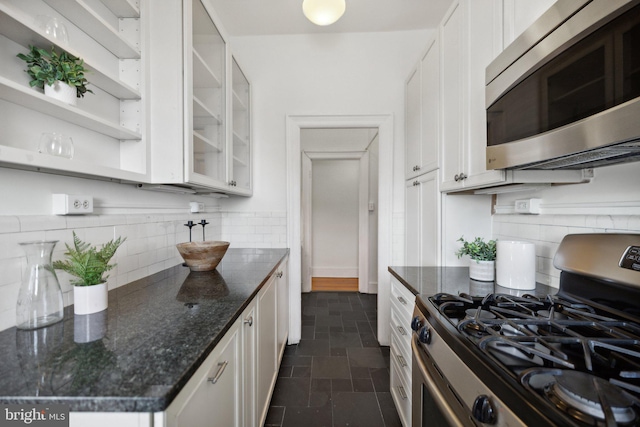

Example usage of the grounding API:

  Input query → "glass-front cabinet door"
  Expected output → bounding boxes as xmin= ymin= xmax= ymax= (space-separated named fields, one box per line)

xmin=230 ymin=57 xmax=252 ymax=194
xmin=185 ymin=0 xmax=227 ymax=187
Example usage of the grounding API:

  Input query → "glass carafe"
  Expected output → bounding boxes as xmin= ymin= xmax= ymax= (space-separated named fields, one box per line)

xmin=16 ymin=241 xmax=64 ymax=330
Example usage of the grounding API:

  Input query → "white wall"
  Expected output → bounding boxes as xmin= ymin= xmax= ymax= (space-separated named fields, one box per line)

xmin=220 ymin=30 xmax=432 ymax=219
xmin=493 ymin=162 xmax=640 ymax=288
xmin=311 ymin=159 xmax=359 ymax=277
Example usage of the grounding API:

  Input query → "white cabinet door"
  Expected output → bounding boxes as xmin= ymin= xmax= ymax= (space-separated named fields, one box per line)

xmin=405 ymin=170 xmax=440 ymax=266
xmin=276 ymin=258 xmax=289 ymax=361
xmin=165 ymin=320 xmax=242 ymax=427
xmin=440 ymin=0 xmax=464 ymax=190
xmin=242 ymin=300 xmax=257 ymax=427
xmin=184 ymin=0 xmax=228 ymax=189
xmin=462 ymin=0 xmax=505 ymax=189
xmin=405 ymin=66 xmax=422 ymax=180
xmin=420 ymin=36 xmax=440 ymax=175
xmin=229 ymin=57 xmax=252 ymax=195
xmin=257 ymin=274 xmax=278 ymax=426
xmin=440 ymin=0 xmax=506 ymax=192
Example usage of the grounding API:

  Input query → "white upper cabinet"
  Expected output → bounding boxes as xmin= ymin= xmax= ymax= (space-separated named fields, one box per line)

xmin=0 ymin=0 xmax=146 ymax=181
xmin=229 ymin=56 xmax=252 ymax=195
xmin=147 ymin=0 xmax=252 ymax=196
xmin=185 ymin=0 xmax=228 ymax=189
xmin=405 ymin=36 xmax=439 ymax=180
xmin=502 ymin=0 xmax=557 ymax=47
xmin=440 ymin=0 xmax=505 ymax=192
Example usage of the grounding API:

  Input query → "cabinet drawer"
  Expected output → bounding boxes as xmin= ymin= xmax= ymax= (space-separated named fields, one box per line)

xmin=391 ymin=332 xmax=412 ymax=388
xmin=390 ymin=307 xmax=411 ymax=351
xmin=390 ymin=277 xmax=414 ymax=321
xmin=390 ymin=350 xmax=412 ymax=427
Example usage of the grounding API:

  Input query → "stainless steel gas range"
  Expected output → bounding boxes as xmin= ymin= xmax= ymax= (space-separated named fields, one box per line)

xmin=410 ymin=233 xmax=640 ymax=426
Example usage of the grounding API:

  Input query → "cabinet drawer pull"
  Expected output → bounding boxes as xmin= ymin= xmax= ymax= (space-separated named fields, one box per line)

xmin=397 ymin=326 xmax=407 ymax=336
xmin=398 ymin=385 xmax=407 ymax=400
xmin=244 ymin=316 xmax=253 ymax=327
xmin=208 ymin=361 xmax=229 ymax=384
xmin=396 ymin=354 xmax=407 ymax=367
xmin=397 ymin=296 xmax=407 ymax=305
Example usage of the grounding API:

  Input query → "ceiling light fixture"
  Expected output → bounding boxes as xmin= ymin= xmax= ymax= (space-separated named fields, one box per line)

xmin=302 ymin=0 xmax=346 ymax=26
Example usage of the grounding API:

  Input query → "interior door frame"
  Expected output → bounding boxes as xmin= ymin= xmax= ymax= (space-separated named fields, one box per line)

xmin=301 ymin=151 xmax=370 ymax=294
xmin=286 ymin=114 xmax=393 ymax=346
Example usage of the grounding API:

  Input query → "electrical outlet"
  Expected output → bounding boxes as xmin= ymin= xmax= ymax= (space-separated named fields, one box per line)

xmin=190 ymin=202 xmax=205 ymax=213
xmin=52 ymin=194 xmax=94 ymax=215
xmin=514 ymin=198 xmax=541 ymax=214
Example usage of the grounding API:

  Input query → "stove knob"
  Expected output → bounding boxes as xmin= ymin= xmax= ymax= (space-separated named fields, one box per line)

xmin=418 ymin=326 xmax=431 ymax=344
xmin=472 ymin=395 xmax=496 ymax=424
xmin=410 ymin=316 xmax=423 ymax=331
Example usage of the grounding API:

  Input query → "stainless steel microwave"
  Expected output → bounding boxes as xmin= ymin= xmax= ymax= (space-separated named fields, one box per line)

xmin=486 ymin=0 xmax=640 ymax=170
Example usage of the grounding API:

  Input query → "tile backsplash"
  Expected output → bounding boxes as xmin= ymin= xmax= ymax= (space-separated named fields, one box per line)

xmin=494 ymin=214 xmax=640 ymax=288
xmin=0 ymin=211 xmax=287 ymax=331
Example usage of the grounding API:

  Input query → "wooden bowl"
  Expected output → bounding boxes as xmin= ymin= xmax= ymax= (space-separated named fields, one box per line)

xmin=176 ymin=241 xmax=230 ymax=272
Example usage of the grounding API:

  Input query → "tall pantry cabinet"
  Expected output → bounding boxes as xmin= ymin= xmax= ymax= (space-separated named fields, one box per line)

xmin=148 ymin=0 xmax=252 ymax=195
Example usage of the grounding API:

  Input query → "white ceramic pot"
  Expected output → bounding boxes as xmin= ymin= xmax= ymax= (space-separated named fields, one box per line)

xmin=44 ymin=80 xmax=77 ymax=106
xmin=74 ymin=282 xmax=108 ymax=315
xmin=468 ymin=260 xmax=495 ymax=282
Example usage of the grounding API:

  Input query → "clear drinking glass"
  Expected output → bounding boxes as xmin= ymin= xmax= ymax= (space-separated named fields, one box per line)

xmin=39 ymin=132 xmax=74 ymax=159
xmin=16 ymin=241 xmax=65 ymax=330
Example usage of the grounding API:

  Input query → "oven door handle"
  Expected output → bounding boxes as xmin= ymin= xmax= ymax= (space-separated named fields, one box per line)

xmin=412 ymin=334 xmax=466 ymax=427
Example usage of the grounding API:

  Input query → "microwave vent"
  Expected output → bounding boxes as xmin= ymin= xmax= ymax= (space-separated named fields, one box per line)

xmin=513 ymin=140 xmax=640 ymax=170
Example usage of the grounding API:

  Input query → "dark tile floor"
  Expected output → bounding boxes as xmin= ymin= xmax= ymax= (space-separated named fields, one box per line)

xmin=265 ymin=292 xmax=402 ymax=427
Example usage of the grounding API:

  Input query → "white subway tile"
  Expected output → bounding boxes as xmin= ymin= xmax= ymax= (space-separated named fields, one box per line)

xmin=0 ymin=217 xmax=20 ymax=234
xmin=20 ymin=215 xmax=67 ymax=232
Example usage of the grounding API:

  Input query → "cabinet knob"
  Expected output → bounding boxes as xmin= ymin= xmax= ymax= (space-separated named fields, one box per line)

xmin=454 ymin=174 xmax=460 ymax=181
xmin=276 ymin=271 xmax=283 ymax=278
xmin=413 ymin=165 xmax=421 ymax=172
xmin=459 ymin=173 xmax=468 ymax=181
xmin=244 ymin=316 xmax=253 ymax=327
xmin=413 ymin=180 xmax=419 ymax=186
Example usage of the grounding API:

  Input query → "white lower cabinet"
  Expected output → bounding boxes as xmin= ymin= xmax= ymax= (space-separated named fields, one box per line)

xmin=164 ymin=318 xmax=242 ymax=427
xmin=242 ymin=300 xmax=257 ymax=427
xmin=257 ymin=274 xmax=278 ymax=427
xmin=390 ymin=277 xmax=415 ymax=427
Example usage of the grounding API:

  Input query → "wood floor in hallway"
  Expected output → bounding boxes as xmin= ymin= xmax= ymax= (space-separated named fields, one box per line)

xmin=311 ymin=277 xmax=359 ymax=292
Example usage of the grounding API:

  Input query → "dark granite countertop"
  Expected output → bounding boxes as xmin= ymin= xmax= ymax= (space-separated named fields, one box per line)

xmin=0 ymin=248 xmax=288 ymax=413
xmin=388 ymin=266 xmax=557 ymax=299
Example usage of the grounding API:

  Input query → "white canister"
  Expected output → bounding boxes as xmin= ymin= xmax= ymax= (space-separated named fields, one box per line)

xmin=496 ymin=240 xmax=536 ymax=290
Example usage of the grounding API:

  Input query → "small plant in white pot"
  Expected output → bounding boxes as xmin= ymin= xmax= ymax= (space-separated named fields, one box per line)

xmin=17 ymin=45 xmax=93 ymax=105
xmin=53 ymin=232 xmax=125 ymax=315
xmin=455 ymin=236 xmax=496 ymax=282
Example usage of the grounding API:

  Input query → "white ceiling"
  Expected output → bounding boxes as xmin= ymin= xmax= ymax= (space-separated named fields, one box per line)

xmin=208 ymin=0 xmax=454 ymax=36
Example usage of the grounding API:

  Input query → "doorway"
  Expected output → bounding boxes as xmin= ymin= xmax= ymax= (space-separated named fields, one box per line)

xmin=286 ymin=114 xmax=393 ymax=346
xmin=301 ymin=139 xmax=376 ymax=294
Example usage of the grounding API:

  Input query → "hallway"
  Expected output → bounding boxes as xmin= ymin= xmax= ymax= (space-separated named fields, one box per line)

xmin=265 ymin=292 xmax=401 ymax=427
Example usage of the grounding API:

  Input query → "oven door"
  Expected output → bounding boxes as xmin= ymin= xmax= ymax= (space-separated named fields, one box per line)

xmin=411 ymin=335 xmax=478 ymax=427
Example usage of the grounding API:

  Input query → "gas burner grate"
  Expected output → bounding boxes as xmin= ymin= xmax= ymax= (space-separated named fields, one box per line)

xmin=521 ymin=368 xmax=640 ymax=426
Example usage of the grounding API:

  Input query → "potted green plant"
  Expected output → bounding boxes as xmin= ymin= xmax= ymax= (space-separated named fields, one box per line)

xmin=17 ymin=45 xmax=93 ymax=105
xmin=53 ymin=232 xmax=125 ymax=315
xmin=455 ymin=236 xmax=496 ymax=281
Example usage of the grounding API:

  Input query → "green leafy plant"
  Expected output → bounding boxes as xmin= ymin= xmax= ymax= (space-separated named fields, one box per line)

xmin=53 ymin=232 xmax=125 ymax=286
xmin=16 ymin=45 xmax=93 ymax=98
xmin=455 ymin=236 xmax=496 ymax=262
